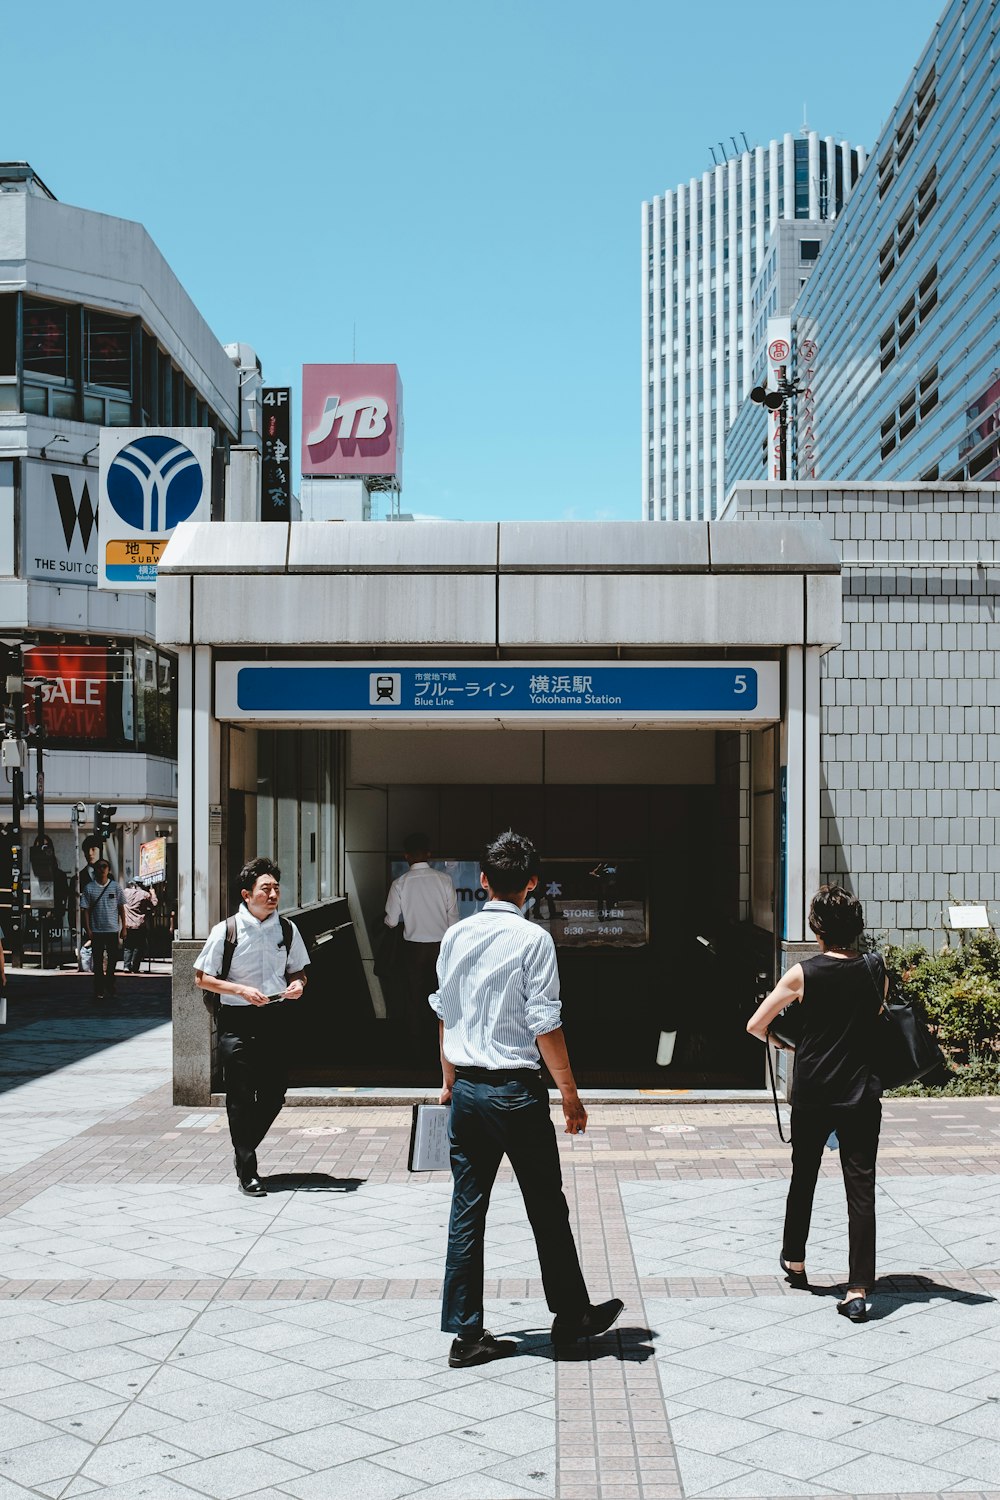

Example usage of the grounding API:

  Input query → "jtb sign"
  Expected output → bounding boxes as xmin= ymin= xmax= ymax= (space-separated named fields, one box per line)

xmin=216 ymin=661 xmax=780 ymax=724
xmin=301 ymin=364 xmax=402 ymax=481
xmin=98 ymin=428 xmax=213 ymax=590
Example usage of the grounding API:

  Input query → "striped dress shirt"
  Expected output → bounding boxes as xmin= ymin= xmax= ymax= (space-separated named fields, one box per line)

xmin=429 ymin=899 xmax=562 ymax=1070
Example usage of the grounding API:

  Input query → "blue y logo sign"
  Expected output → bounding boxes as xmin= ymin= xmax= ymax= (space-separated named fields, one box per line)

xmin=106 ymin=435 xmax=203 ymax=532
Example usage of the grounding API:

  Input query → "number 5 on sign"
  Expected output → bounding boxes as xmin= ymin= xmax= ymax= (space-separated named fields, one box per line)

xmin=734 ymin=674 xmax=748 ymax=693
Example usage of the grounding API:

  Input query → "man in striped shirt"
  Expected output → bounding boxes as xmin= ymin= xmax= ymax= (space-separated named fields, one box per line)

xmin=431 ymin=830 xmax=623 ymax=1368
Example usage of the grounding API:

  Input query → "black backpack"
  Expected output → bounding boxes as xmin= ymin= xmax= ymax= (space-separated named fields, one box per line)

xmin=203 ymin=913 xmax=297 ymax=1019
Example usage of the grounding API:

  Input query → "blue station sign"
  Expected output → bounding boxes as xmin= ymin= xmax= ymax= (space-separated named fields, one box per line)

xmin=216 ymin=661 xmax=780 ymax=724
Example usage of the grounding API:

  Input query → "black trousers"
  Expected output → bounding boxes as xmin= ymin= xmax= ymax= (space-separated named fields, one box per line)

xmin=782 ymin=1102 xmax=881 ymax=1291
xmin=402 ymin=941 xmax=441 ymax=1060
xmin=442 ymin=1072 xmax=590 ymax=1336
xmin=218 ymin=1004 xmax=290 ymax=1178
xmin=91 ymin=933 xmax=120 ymax=997
xmin=123 ymin=926 xmax=147 ymax=972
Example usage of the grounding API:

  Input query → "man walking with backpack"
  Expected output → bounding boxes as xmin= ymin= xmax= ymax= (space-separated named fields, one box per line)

xmin=194 ymin=857 xmax=309 ymax=1196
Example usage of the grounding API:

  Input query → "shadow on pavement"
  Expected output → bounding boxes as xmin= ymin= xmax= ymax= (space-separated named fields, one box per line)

xmin=0 ymin=972 xmax=171 ymax=1096
xmin=503 ymin=1324 xmax=656 ymax=1363
xmin=789 ymin=1276 xmax=995 ymax=1318
xmin=262 ymin=1173 xmax=366 ymax=1193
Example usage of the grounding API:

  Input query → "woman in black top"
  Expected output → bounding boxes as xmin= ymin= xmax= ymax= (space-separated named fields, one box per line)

xmin=747 ymin=886 xmax=886 ymax=1323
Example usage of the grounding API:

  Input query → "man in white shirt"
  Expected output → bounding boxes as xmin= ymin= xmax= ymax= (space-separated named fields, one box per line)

xmin=194 ymin=857 xmax=310 ymax=1196
xmin=384 ymin=832 xmax=458 ymax=1062
xmin=431 ymin=830 xmax=622 ymax=1368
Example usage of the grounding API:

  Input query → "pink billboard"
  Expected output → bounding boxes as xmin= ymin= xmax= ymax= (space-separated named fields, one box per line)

xmin=301 ymin=364 xmax=403 ymax=480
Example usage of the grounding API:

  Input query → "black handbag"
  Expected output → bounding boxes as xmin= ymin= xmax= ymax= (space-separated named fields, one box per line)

xmin=767 ymin=1002 xmax=803 ymax=1050
xmin=862 ymin=953 xmax=944 ymax=1088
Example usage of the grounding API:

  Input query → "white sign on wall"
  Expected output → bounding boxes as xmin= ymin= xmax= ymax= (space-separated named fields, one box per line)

xmin=23 ymin=462 xmax=100 ymax=586
xmin=98 ymin=428 xmax=213 ymax=591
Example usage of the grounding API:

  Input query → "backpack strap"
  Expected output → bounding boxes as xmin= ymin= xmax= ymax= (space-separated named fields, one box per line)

xmin=218 ymin=915 xmax=238 ymax=980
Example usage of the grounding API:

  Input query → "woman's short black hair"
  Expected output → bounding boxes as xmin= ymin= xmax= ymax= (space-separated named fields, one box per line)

xmin=239 ymin=856 xmax=281 ymax=897
xmin=808 ymin=884 xmax=865 ymax=947
xmin=481 ymin=830 xmax=539 ymax=898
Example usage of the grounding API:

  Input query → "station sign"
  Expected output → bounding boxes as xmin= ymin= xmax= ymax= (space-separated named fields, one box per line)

xmin=98 ymin=428 xmax=213 ymax=590
xmin=215 ymin=660 xmax=780 ymax=725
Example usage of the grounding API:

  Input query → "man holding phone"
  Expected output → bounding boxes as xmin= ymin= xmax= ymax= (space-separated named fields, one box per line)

xmin=431 ymin=830 xmax=622 ymax=1367
xmin=194 ymin=857 xmax=309 ymax=1197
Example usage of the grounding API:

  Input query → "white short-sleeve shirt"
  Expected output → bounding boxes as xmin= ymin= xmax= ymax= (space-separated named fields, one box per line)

xmin=193 ymin=906 xmax=310 ymax=1006
xmin=385 ymin=862 xmax=459 ymax=943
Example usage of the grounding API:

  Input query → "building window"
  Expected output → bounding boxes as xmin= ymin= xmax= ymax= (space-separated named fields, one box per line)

xmin=880 ymin=364 xmax=939 ymax=458
xmin=0 ymin=296 xmax=15 ymax=412
xmin=799 ymin=240 xmax=821 ymax=262
xmin=879 ymin=264 xmax=938 ymax=370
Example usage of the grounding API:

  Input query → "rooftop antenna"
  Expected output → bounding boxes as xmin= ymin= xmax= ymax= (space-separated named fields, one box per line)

xmin=709 ymin=144 xmax=719 ymax=165
xmin=730 ymin=135 xmax=740 ymax=157
xmin=718 ymin=141 xmax=727 ymax=162
xmin=801 ymin=102 xmax=809 ymax=135
xmin=741 ymin=131 xmax=751 ymax=152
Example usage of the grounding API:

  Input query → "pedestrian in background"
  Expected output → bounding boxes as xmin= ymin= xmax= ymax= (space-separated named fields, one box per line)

xmin=123 ymin=879 xmax=158 ymax=972
xmin=432 ymin=829 xmax=622 ymax=1367
xmin=193 ymin=857 xmax=310 ymax=1197
xmin=384 ymin=832 xmax=458 ymax=1063
xmin=747 ymin=884 xmax=886 ymax=1323
xmin=79 ymin=836 xmax=102 ymax=894
xmin=80 ymin=860 xmax=126 ymax=1002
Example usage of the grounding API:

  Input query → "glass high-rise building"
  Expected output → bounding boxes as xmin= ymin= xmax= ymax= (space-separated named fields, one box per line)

xmin=641 ymin=133 xmax=866 ymax=521
xmin=789 ymin=0 xmax=1000 ymax=485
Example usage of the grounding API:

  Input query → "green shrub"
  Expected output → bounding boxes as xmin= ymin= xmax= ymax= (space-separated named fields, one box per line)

xmin=886 ymin=1055 xmax=1000 ymax=1097
xmin=879 ymin=931 xmax=1000 ymax=1092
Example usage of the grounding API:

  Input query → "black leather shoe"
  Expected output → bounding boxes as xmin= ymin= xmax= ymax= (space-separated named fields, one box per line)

xmin=238 ymin=1174 xmax=267 ymax=1197
xmin=837 ymin=1296 xmax=868 ymax=1323
xmin=780 ymin=1254 xmax=809 ymax=1289
xmin=551 ymin=1298 xmax=625 ymax=1344
xmin=448 ymin=1331 xmax=516 ymax=1368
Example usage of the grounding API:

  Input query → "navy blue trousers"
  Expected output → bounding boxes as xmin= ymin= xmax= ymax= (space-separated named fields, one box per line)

xmin=441 ymin=1073 xmax=590 ymax=1336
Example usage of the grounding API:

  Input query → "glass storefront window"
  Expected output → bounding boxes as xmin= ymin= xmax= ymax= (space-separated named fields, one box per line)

xmin=23 ymin=299 xmax=73 ymax=382
xmin=85 ymin=310 xmax=132 ymax=392
xmin=134 ymin=644 xmax=178 ymax=757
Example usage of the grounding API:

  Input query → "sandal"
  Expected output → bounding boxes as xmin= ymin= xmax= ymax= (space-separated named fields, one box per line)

xmin=837 ymin=1296 xmax=868 ymax=1323
xmin=780 ymin=1254 xmax=808 ymax=1289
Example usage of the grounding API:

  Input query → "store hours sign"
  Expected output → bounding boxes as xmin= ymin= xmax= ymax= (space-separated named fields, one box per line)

xmin=216 ymin=661 xmax=780 ymax=724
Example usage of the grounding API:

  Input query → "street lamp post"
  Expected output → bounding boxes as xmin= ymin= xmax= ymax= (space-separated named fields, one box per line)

xmin=749 ymin=377 xmax=803 ymax=481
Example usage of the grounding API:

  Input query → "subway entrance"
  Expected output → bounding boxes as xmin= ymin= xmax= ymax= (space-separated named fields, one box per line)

xmin=165 ymin=516 xmax=840 ymax=1106
xmin=235 ymin=720 xmax=781 ymax=1091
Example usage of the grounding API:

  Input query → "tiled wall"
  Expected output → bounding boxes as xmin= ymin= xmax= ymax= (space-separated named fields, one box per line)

xmin=733 ymin=485 xmax=1000 ymax=947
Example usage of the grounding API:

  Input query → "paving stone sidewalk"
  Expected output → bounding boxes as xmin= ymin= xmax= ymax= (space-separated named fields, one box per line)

xmin=1 ymin=998 xmax=999 ymax=1499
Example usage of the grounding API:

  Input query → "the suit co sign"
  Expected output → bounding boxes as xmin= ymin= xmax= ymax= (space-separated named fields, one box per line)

xmin=215 ymin=661 xmax=780 ymax=725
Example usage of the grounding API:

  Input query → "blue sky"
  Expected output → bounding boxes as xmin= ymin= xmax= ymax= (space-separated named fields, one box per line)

xmin=4 ymin=0 xmax=943 ymax=521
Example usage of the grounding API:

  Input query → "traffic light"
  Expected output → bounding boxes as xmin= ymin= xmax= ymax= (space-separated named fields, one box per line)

xmin=95 ymin=804 xmax=116 ymax=841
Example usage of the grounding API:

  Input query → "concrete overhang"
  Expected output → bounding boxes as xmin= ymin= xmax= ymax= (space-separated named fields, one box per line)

xmin=156 ymin=519 xmax=841 ymax=652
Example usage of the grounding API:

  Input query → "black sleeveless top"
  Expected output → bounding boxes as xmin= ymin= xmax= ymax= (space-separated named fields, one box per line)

xmin=792 ymin=953 xmax=884 ymax=1110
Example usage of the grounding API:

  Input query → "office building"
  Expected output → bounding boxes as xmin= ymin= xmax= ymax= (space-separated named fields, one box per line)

xmin=781 ymin=0 xmax=1000 ymax=485
xmin=0 ymin=163 xmax=251 ymax=951
xmin=642 ymin=132 xmax=865 ymax=522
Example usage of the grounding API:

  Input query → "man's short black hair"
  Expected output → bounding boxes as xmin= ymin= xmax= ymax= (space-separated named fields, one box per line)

xmin=94 ymin=859 xmax=110 ymax=875
xmin=808 ymin=884 xmax=865 ymax=947
xmin=239 ymin=856 xmax=281 ymax=898
xmin=82 ymin=837 xmax=101 ymax=857
xmin=481 ymin=830 xmax=539 ymax=898
xmin=403 ymin=831 xmax=431 ymax=857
